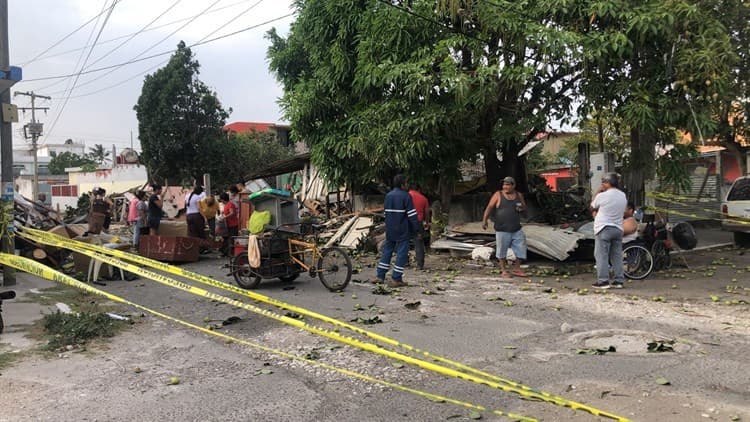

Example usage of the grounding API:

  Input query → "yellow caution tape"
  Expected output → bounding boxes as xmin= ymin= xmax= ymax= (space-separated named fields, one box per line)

xmin=22 ymin=227 xmax=555 ymax=398
xmin=645 ymin=192 xmax=750 ymax=226
xmin=19 ymin=227 xmax=629 ymax=421
xmin=0 ymin=252 xmax=536 ymax=422
xmin=646 ymin=204 xmax=750 ymax=227
xmin=647 ymin=191 xmax=717 ymax=203
xmin=646 ymin=192 xmax=750 ymax=224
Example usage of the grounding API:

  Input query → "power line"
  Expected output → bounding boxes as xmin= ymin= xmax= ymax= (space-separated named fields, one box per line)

xmin=18 ymin=0 xmax=129 ymax=66
xmin=32 ymin=0 xmax=115 ymax=95
xmin=86 ymin=0 xmax=184 ymax=71
xmin=62 ymin=0 xmax=275 ymax=100
xmin=42 ymin=0 xmax=119 ymax=144
xmin=23 ymin=13 xmax=295 ymax=83
xmin=47 ymin=0 xmax=245 ymax=97
xmin=40 ymin=0 xmax=206 ymax=95
xmin=20 ymin=0 xmax=257 ymax=66
xmin=41 ymin=0 xmax=222 ymax=95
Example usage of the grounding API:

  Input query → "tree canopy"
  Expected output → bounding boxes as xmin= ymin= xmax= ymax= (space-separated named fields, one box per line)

xmin=134 ymin=41 xmax=231 ymax=184
xmin=48 ymin=152 xmax=97 ymax=175
xmin=267 ymin=0 xmax=586 ymax=195
xmin=87 ymin=143 xmax=110 ymax=165
xmin=268 ymin=0 xmax=739 ymax=202
xmin=205 ymin=130 xmax=294 ymax=190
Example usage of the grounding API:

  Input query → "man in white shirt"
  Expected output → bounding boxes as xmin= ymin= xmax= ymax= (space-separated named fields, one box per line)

xmin=590 ymin=173 xmax=627 ymax=289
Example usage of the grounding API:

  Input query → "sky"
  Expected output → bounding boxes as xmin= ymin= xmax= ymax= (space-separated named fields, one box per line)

xmin=8 ymin=0 xmax=295 ymax=153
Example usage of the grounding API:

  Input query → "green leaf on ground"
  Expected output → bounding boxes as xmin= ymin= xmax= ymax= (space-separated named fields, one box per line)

xmin=647 ymin=340 xmax=675 ymax=353
xmin=576 ymin=346 xmax=616 ymax=355
xmin=655 ymin=377 xmax=671 ymax=385
xmin=468 ymin=410 xmax=482 ymax=420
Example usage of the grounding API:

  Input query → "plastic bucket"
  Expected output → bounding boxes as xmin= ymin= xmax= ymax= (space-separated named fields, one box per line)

xmin=233 ymin=236 xmax=249 ymax=256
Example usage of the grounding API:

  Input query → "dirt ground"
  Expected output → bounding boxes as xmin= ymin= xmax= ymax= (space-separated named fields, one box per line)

xmin=1 ymin=242 xmax=749 ymax=422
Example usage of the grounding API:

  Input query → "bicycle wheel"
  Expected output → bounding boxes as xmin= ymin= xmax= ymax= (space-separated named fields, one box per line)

xmin=623 ymin=244 xmax=654 ymax=280
xmin=651 ymin=240 xmax=671 ymax=270
xmin=318 ymin=247 xmax=352 ymax=291
xmin=232 ymin=253 xmax=261 ymax=289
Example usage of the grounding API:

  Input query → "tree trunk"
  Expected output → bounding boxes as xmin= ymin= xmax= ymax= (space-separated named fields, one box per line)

xmin=623 ymin=128 xmax=653 ymax=206
xmin=501 ymin=139 xmax=528 ymax=193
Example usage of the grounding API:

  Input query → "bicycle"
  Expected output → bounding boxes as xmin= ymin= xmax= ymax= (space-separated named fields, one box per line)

xmin=622 ymin=241 xmax=654 ymax=280
xmin=230 ymin=223 xmax=353 ymax=291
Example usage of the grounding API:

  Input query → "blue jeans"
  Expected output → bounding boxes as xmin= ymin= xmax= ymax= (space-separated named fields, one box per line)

xmin=133 ymin=221 xmax=144 ymax=247
xmin=595 ymin=226 xmax=624 ymax=284
xmin=377 ymin=239 xmax=409 ymax=281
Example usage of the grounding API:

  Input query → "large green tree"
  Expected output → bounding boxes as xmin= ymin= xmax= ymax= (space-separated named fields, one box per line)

xmin=204 ymin=130 xmax=294 ymax=190
xmin=575 ymin=0 xmax=735 ymax=202
xmin=704 ymin=0 xmax=749 ymax=169
xmin=48 ymin=152 xmax=97 ymax=175
xmin=267 ymin=0 xmax=586 ymax=200
xmin=134 ymin=42 xmax=231 ymax=184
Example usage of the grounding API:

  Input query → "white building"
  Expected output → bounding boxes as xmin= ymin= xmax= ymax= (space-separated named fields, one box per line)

xmin=12 ymin=147 xmax=51 ymax=176
xmin=37 ymin=139 xmax=86 ymax=158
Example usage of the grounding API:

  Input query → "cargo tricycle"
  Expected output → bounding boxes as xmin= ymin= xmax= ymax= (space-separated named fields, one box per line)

xmin=228 ymin=189 xmax=352 ymax=291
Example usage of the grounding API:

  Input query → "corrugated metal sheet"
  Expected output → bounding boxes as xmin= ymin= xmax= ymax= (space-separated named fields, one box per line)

xmin=443 ymin=222 xmax=585 ymax=261
xmin=521 ymin=224 xmax=586 ymax=261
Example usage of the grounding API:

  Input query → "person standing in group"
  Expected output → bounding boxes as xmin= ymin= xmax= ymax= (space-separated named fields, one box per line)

xmin=408 ymin=183 xmax=431 ymax=270
xmin=127 ymin=192 xmax=140 ymax=228
xmin=133 ymin=190 xmax=147 ymax=249
xmin=185 ymin=185 xmax=207 ymax=239
xmin=97 ymin=188 xmax=114 ymax=233
xmin=373 ymin=174 xmax=420 ymax=288
xmin=218 ymin=192 xmax=239 ymax=256
xmin=590 ymin=173 xmax=627 ymax=289
xmin=147 ymin=184 xmax=164 ymax=236
xmin=87 ymin=187 xmax=108 ymax=235
xmin=229 ymin=185 xmax=241 ymax=211
xmin=199 ymin=195 xmax=220 ymax=237
xmin=482 ymin=176 xmax=528 ymax=279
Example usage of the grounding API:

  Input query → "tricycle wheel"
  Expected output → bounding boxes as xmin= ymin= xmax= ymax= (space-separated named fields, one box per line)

xmin=232 ymin=253 xmax=261 ymax=289
xmin=318 ymin=247 xmax=352 ymax=291
xmin=279 ymin=273 xmax=300 ymax=283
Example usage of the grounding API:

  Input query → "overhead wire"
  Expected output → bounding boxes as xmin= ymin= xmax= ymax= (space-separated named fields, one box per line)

xmin=72 ymin=18 xmax=289 ymax=100
xmin=50 ymin=0 xmax=266 ymax=98
xmin=18 ymin=0 xmax=130 ymax=67
xmin=42 ymin=0 xmax=119 ymax=144
xmin=20 ymin=0 xmax=257 ymax=67
xmin=42 ymin=0 xmax=215 ymax=95
xmin=23 ymin=13 xmax=295 ymax=84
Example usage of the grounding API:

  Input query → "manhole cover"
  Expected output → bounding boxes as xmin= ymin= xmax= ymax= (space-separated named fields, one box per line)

xmin=569 ymin=329 xmax=692 ymax=355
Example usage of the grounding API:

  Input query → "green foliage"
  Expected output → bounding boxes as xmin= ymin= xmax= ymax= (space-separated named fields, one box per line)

xmin=655 ymin=141 xmax=698 ymax=194
xmin=134 ymin=41 xmax=230 ymax=184
xmin=267 ymin=0 xmax=586 ymax=191
xmin=48 ymin=152 xmax=97 ymax=175
xmin=42 ymin=311 xmax=125 ymax=350
xmin=204 ymin=130 xmax=294 ymax=189
xmin=87 ymin=144 xmax=110 ymax=165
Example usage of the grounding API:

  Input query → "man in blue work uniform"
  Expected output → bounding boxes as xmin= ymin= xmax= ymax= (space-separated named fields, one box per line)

xmin=374 ymin=174 xmax=420 ymax=287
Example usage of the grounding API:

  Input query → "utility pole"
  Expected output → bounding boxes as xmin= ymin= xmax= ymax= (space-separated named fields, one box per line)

xmin=1 ymin=0 xmax=17 ymax=286
xmin=13 ymin=91 xmax=50 ymax=203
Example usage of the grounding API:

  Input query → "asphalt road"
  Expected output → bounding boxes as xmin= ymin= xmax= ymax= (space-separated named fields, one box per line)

xmin=1 ymin=241 xmax=749 ymax=422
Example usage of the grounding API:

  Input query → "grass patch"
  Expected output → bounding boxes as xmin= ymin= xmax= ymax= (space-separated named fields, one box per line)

xmin=0 ymin=351 xmax=21 ymax=369
xmin=19 ymin=285 xmax=91 ymax=307
xmin=41 ymin=311 xmax=128 ymax=351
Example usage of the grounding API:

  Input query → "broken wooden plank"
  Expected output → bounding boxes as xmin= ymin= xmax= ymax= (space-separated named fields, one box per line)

xmin=339 ymin=217 xmax=374 ymax=249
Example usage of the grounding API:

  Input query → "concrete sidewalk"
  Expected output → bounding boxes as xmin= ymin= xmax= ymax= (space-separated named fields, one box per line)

xmin=1 ymin=272 xmax=56 ymax=351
